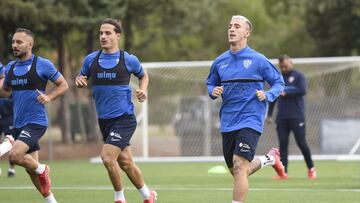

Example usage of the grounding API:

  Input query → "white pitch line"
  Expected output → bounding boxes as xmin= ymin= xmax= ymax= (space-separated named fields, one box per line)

xmin=0 ymin=186 xmax=359 ymax=193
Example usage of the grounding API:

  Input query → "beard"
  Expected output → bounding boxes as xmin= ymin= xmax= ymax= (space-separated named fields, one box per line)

xmin=13 ymin=49 xmax=27 ymax=58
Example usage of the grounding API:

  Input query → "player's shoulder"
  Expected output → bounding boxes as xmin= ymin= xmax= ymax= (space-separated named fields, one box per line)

xmin=36 ymin=56 xmax=55 ymax=67
xmin=5 ymin=60 xmax=16 ymax=70
xmin=124 ymin=51 xmax=141 ymax=65
xmin=246 ymin=47 xmax=269 ymax=61
xmin=213 ymin=50 xmax=231 ymax=65
xmin=85 ymin=50 xmax=101 ymax=61
xmin=124 ymin=51 xmax=140 ymax=61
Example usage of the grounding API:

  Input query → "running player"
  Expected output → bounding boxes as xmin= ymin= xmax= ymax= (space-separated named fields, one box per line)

xmin=206 ymin=15 xmax=286 ymax=203
xmin=0 ymin=28 xmax=69 ymax=203
xmin=75 ymin=18 xmax=156 ymax=203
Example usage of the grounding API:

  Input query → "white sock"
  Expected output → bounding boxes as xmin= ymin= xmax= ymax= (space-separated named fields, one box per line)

xmin=139 ymin=184 xmax=151 ymax=200
xmin=115 ymin=190 xmax=125 ymax=201
xmin=8 ymin=168 xmax=15 ymax=173
xmin=0 ymin=139 xmax=13 ymax=156
xmin=232 ymin=201 xmax=243 ymax=203
xmin=44 ymin=193 xmax=57 ymax=203
xmin=34 ymin=164 xmax=46 ymax=175
xmin=258 ymin=155 xmax=275 ymax=168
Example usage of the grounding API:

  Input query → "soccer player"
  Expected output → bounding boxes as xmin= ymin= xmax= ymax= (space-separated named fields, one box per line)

xmin=75 ymin=18 xmax=156 ymax=203
xmin=206 ymin=15 xmax=286 ymax=203
xmin=0 ymin=62 xmax=16 ymax=177
xmin=267 ymin=55 xmax=316 ymax=179
xmin=0 ymin=28 xmax=69 ymax=203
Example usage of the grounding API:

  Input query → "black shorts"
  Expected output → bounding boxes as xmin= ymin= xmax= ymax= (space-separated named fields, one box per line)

xmin=98 ymin=114 xmax=137 ymax=149
xmin=221 ymin=128 xmax=260 ymax=168
xmin=0 ymin=117 xmax=14 ymax=136
xmin=13 ymin=124 xmax=47 ymax=154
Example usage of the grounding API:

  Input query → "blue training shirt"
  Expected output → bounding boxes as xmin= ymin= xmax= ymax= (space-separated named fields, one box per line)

xmin=0 ymin=62 xmax=13 ymax=118
xmin=80 ymin=50 xmax=145 ymax=119
xmin=268 ymin=69 xmax=306 ymax=121
xmin=207 ymin=46 xmax=285 ymax=133
xmin=0 ymin=62 xmax=4 ymax=74
xmin=3 ymin=55 xmax=61 ymax=128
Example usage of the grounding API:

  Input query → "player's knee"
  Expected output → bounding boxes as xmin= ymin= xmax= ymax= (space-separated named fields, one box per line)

xmin=232 ymin=157 xmax=248 ymax=177
xmin=9 ymin=150 xmax=23 ymax=165
xmin=101 ymin=154 xmax=117 ymax=168
xmin=119 ymin=159 xmax=134 ymax=172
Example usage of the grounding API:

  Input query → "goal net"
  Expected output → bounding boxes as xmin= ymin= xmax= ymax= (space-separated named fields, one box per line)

xmin=129 ymin=57 xmax=360 ymax=158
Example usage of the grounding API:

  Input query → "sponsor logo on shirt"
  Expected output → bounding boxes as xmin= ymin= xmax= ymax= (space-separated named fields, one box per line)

xmin=299 ymin=122 xmax=305 ymax=127
xmin=97 ymin=71 xmax=117 ymax=80
xmin=11 ymin=78 xmax=28 ymax=86
xmin=243 ymin=59 xmax=252 ymax=69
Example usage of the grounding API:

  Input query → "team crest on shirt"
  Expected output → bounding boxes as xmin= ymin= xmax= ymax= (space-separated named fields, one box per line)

xmin=288 ymin=76 xmax=295 ymax=83
xmin=243 ymin=59 xmax=252 ymax=69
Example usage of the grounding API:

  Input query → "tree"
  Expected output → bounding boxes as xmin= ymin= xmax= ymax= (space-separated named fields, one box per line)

xmin=306 ymin=0 xmax=360 ymax=56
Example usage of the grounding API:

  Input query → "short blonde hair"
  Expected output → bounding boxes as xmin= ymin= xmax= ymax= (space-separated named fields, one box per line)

xmin=231 ymin=15 xmax=252 ymax=31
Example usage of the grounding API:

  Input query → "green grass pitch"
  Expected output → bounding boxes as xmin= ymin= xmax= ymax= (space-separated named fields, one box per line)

xmin=0 ymin=160 xmax=359 ymax=203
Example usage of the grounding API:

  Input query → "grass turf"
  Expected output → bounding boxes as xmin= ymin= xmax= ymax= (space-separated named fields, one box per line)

xmin=0 ymin=160 xmax=359 ymax=203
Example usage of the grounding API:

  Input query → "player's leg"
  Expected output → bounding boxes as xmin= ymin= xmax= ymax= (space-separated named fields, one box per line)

xmin=232 ymin=155 xmax=249 ymax=202
xmin=0 ymin=135 xmax=13 ymax=156
xmin=0 ymin=122 xmax=15 ymax=157
xmin=98 ymin=117 xmax=127 ymax=203
xmin=118 ymin=147 xmax=157 ymax=202
xmin=5 ymin=124 xmax=16 ymax=177
xmin=225 ymin=128 xmax=260 ymax=202
xmin=8 ymin=159 xmax=16 ymax=177
xmin=291 ymin=120 xmax=316 ymax=179
xmin=276 ymin=121 xmax=291 ymax=174
xmin=24 ymin=150 xmax=57 ymax=202
xmin=112 ymin=114 xmax=157 ymax=203
xmin=9 ymin=124 xmax=52 ymax=195
xmin=101 ymin=143 xmax=123 ymax=191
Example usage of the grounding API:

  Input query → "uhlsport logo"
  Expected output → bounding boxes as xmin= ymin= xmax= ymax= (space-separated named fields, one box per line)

xmin=110 ymin=132 xmax=122 ymax=142
xmin=243 ymin=59 xmax=252 ymax=69
xmin=19 ymin=130 xmax=31 ymax=139
xmin=239 ymin=142 xmax=251 ymax=152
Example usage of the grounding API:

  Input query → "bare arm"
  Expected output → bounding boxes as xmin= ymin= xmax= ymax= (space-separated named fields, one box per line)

xmin=36 ymin=75 xmax=69 ymax=104
xmin=135 ymin=72 xmax=149 ymax=102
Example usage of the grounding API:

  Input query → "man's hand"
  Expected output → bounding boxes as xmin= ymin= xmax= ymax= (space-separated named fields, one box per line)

xmin=280 ymin=91 xmax=286 ymax=96
xmin=136 ymin=89 xmax=147 ymax=102
xmin=36 ymin=89 xmax=51 ymax=104
xmin=256 ymin=89 xmax=267 ymax=101
xmin=75 ymin=75 xmax=88 ymax=88
xmin=212 ymin=86 xmax=224 ymax=98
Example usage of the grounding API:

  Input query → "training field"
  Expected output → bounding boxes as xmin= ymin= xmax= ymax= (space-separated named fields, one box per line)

xmin=0 ymin=160 xmax=359 ymax=203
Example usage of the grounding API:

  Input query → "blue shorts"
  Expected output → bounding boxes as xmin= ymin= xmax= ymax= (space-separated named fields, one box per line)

xmin=221 ymin=128 xmax=260 ymax=168
xmin=13 ymin=124 xmax=47 ymax=154
xmin=0 ymin=117 xmax=14 ymax=136
xmin=98 ymin=114 xmax=137 ymax=149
